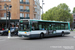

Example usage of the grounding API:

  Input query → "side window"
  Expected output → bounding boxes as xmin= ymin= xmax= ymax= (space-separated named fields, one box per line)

xmin=39 ymin=24 xmax=42 ymax=30
xmin=48 ymin=24 xmax=51 ymax=30
xmin=54 ymin=23 xmax=58 ymax=30
xmin=65 ymin=24 xmax=68 ymax=30
xmin=32 ymin=22 xmax=39 ymax=30
xmin=39 ymin=23 xmax=45 ymax=30
xmin=52 ymin=24 xmax=56 ymax=30
xmin=61 ymin=24 xmax=65 ymax=30
xmin=42 ymin=23 xmax=46 ymax=30
xmin=39 ymin=23 xmax=47 ymax=30
xmin=56 ymin=24 xmax=61 ymax=30
xmin=48 ymin=23 xmax=56 ymax=30
xmin=45 ymin=23 xmax=49 ymax=30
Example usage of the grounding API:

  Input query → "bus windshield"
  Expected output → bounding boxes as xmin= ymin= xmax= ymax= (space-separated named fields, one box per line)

xmin=19 ymin=22 xmax=30 ymax=31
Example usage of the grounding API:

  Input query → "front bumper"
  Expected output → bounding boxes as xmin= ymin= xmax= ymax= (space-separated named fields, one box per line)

xmin=18 ymin=35 xmax=30 ymax=37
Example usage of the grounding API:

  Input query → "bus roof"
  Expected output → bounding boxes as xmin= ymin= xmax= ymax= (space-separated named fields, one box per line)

xmin=20 ymin=19 xmax=70 ymax=23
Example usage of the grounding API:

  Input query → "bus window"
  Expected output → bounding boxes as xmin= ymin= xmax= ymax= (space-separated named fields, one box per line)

xmin=20 ymin=24 xmax=23 ymax=30
xmin=39 ymin=24 xmax=42 ymax=30
xmin=32 ymin=25 xmax=35 ymax=30
xmin=65 ymin=24 xmax=68 ymax=30
xmin=39 ymin=23 xmax=46 ymax=30
xmin=48 ymin=25 xmax=51 ymax=30
xmin=32 ymin=23 xmax=39 ymax=30
xmin=24 ymin=24 xmax=26 ymax=30
xmin=19 ymin=23 xmax=30 ymax=31
xmin=45 ymin=23 xmax=49 ymax=30
xmin=42 ymin=23 xmax=46 ymax=30
xmin=61 ymin=24 xmax=65 ymax=30
xmin=48 ymin=23 xmax=56 ymax=30
xmin=56 ymin=24 xmax=61 ymax=30
xmin=52 ymin=23 xmax=56 ymax=30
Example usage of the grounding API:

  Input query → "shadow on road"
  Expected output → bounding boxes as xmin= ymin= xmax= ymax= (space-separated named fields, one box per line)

xmin=21 ymin=35 xmax=71 ymax=40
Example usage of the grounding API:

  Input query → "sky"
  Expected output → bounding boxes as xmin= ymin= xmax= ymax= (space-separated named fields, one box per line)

xmin=40 ymin=0 xmax=75 ymax=13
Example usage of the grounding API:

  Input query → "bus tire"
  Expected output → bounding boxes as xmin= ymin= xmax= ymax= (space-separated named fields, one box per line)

xmin=40 ymin=33 xmax=44 ymax=39
xmin=61 ymin=31 xmax=65 ymax=37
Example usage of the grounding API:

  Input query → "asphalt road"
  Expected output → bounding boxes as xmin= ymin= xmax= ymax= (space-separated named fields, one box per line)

xmin=0 ymin=31 xmax=75 ymax=50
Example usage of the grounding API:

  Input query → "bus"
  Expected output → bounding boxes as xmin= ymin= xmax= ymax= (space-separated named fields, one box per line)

xmin=18 ymin=19 xmax=70 ymax=38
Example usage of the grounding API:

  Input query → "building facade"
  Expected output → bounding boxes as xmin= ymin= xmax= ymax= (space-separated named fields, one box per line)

xmin=0 ymin=0 xmax=41 ymax=29
xmin=0 ymin=0 xmax=41 ymax=20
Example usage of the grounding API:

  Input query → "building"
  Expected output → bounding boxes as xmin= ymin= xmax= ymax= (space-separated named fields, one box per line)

xmin=0 ymin=0 xmax=41 ymax=28
xmin=72 ymin=13 xmax=75 ymax=28
xmin=0 ymin=0 xmax=41 ymax=19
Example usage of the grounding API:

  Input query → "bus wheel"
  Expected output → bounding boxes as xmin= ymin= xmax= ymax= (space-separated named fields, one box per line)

xmin=40 ymin=34 xmax=44 ymax=39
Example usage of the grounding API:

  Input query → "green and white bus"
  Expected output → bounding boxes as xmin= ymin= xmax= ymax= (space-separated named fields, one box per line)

xmin=18 ymin=19 xmax=70 ymax=38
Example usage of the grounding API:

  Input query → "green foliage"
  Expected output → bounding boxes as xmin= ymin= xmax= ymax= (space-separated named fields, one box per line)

xmin=73 ymin=7 xmax=75 ymax=13
xmin=57 ymin=3 xmax=71 ymax=12
xmin=41 ymin=3 xmax=73 ymax=23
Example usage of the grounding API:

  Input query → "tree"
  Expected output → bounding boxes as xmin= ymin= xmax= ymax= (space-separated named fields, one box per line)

xmin=41 ymin=3 xmax=73 ymax=23
xmin=73 ymin=7 xmax=75 ymax=13
xmin=57 ymin=3 xmax=71 ymax=12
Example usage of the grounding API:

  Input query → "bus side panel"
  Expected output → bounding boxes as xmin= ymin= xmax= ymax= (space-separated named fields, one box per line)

xmin=30 ymin=30 xmax=70 ymax=38
xmin=30 ymin=30 xmax=46 ymax=38
xmin=56 ymin=30 xmax=70 ymax=35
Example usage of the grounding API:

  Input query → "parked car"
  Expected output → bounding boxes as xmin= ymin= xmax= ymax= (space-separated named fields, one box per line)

xmin=0 ymin=27 xmax=18 ymax=36
xmin=10 ymin=27 xmax=18 ymax=36
xmin=0 ymin=29 xmax=8 ymax=36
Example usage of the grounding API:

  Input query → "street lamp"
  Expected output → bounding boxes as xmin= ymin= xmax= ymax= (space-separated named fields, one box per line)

xmin=8 ymin=5 xmax=12 ymax=38
xmin=4 ymin=4 xmax=12 ymax=38
xmin=4 ymin=3 xmax=8 ymax=29
xmin=42 ymin=0 xmax=45 ymax=20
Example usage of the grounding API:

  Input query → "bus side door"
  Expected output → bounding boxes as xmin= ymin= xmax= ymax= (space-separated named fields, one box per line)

xmin=47 ymin=24 xmax=56 ymax=34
